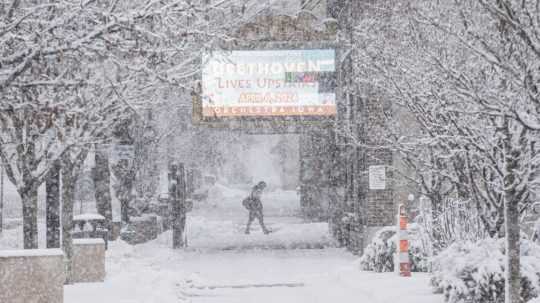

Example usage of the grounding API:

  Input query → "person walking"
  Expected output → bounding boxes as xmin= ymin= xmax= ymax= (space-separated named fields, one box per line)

xmin=243 ymin=181 xmax=270 ymax=234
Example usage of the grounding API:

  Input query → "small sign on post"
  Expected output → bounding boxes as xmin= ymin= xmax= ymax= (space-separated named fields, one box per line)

xmin=397 ymin=203 xmax=411 ymax=277
xmin=369 ymin=165 xmax=386 ymax=190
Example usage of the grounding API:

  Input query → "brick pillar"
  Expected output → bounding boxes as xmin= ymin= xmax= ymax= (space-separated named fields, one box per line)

xmin=299 ymin=126 xmax=341 ymax=221
xmin=299 ymin=128 xmax=325 ymax=221
xmin=357 ymin=94 xmax=395 ymax=250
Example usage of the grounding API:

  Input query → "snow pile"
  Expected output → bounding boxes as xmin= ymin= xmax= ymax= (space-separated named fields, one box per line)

xmin=431 ymin=239 xmax=540 ymax=303
xmin=65 ymin=240 xmax=188 ymax=303
xmin=359 ymin=226 xmax=429 ymax=273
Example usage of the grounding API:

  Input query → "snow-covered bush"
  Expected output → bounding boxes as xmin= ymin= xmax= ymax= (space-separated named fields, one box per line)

xmin=431 ymin=239 xmax=540 ymax=303
xmin=359 ymin=227 xmax=395 ymax=272
xmin=416 ymin=197 xmax=488 ymax=254
xmin=359 ymin=226 xmax=429 ymax=272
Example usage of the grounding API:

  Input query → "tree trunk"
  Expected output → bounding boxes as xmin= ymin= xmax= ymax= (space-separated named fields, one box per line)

xmin=171 ymin=163 xmax=186 ymax=249
xmin=21 ymin=186 xmax=38 ymax=249
xmin=93 ymin=145 xmax=113 ymax=235
xmin=62 ymin=164 xmax=76 ymax=284
xmin=430 ymin=193 xmax=444 ymax=253
xmin=46 ymin=161 xmax=61 ymax=248
xmin=503 ymin=120 xmax=522 ymax=303
xmin=505 ymin=196 xmax=521 ymax=303
xmin=0 ymin=163 xmax=4 ymax=234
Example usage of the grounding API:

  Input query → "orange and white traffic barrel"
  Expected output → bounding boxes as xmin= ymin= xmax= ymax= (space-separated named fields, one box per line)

xmin=397 ymin=203 xmax=411 ymax=277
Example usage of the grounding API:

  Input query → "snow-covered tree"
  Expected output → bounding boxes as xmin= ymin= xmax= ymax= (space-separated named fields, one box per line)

xmin=0 ymin=0 xmax=252 ymax=252
xmin=350 ymin=1 xmax=539 ymax=302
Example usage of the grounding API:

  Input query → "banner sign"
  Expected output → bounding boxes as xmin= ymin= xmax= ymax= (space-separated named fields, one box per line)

xmin=202 ymin=49 xmax=337 ymax=118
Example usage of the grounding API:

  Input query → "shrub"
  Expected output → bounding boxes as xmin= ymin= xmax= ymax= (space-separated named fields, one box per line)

xmin=359 ymin=225 xmax=430 ymax=273
xmin=430 ymin=239 xmax=540 ymax=303
xmin=415 ymin=197 xmax=488 ymax=254
xmin=359 ymin=226 xmax=396 ymax=272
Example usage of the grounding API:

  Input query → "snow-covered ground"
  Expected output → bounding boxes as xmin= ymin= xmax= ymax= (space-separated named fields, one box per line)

xmin=1 ymin=185 xmax=443 ymax=303
xmin=187 ymin=185 xmax=332 ymax=250
xmin=64 ymin=231 xmax=442 ymax=303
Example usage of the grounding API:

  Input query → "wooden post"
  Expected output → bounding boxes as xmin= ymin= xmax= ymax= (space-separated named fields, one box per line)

xmin=170 ymin=163 xmax=187 ymax=249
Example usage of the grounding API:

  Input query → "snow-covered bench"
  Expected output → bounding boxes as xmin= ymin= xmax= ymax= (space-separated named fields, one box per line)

xmin=0 ymin=249 xmax=65 ymax=303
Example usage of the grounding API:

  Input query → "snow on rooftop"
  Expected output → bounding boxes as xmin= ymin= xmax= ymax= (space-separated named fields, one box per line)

xmin=0 ymin=249 xmax=64 ymax=258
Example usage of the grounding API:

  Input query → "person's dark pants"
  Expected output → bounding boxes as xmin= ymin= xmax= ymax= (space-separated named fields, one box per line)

xmin=245 ymin=210 xmax=269 ymax=234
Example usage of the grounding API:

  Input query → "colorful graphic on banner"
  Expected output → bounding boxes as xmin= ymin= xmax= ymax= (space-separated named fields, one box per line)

xmin=202 ymin=49 xmax=337 ymax=117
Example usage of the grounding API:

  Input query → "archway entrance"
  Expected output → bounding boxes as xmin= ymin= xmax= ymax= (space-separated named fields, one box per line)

xmin=162 ymin=12 xmax=395 ymax=254
xmin=180 ymin=133 xmax=334 ymax=250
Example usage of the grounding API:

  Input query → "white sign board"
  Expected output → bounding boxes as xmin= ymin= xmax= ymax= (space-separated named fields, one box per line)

xmin=369 ymin=165 xmax=386 ymax=190
xmin=202 ymin=49 xmax=336 ymax=117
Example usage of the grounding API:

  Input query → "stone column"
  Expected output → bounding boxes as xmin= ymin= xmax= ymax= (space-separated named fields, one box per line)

xmin=0 ymin=249 xmax=65 ymax=303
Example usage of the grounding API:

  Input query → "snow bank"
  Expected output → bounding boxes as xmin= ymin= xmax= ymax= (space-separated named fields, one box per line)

xmin=65 ymin=240 xmax=184 ymax=303
xmin=431 ymin=239 xmax=540 ymax=303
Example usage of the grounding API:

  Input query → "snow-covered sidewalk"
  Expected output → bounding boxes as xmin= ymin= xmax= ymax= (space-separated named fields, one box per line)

xmin=186 ymin=215 xmax=333 ymax=250
xmin=2 ymin=186 xmax=444 ymax=303
xmin=185 ymin=186 xmax=333 ymax=250
xmin=65 ymin=235 xmax=442 ymax=303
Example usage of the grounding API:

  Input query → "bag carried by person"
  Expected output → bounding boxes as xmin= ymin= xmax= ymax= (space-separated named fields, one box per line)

xmin=242 ymin=197 xmax=253 ymax=210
